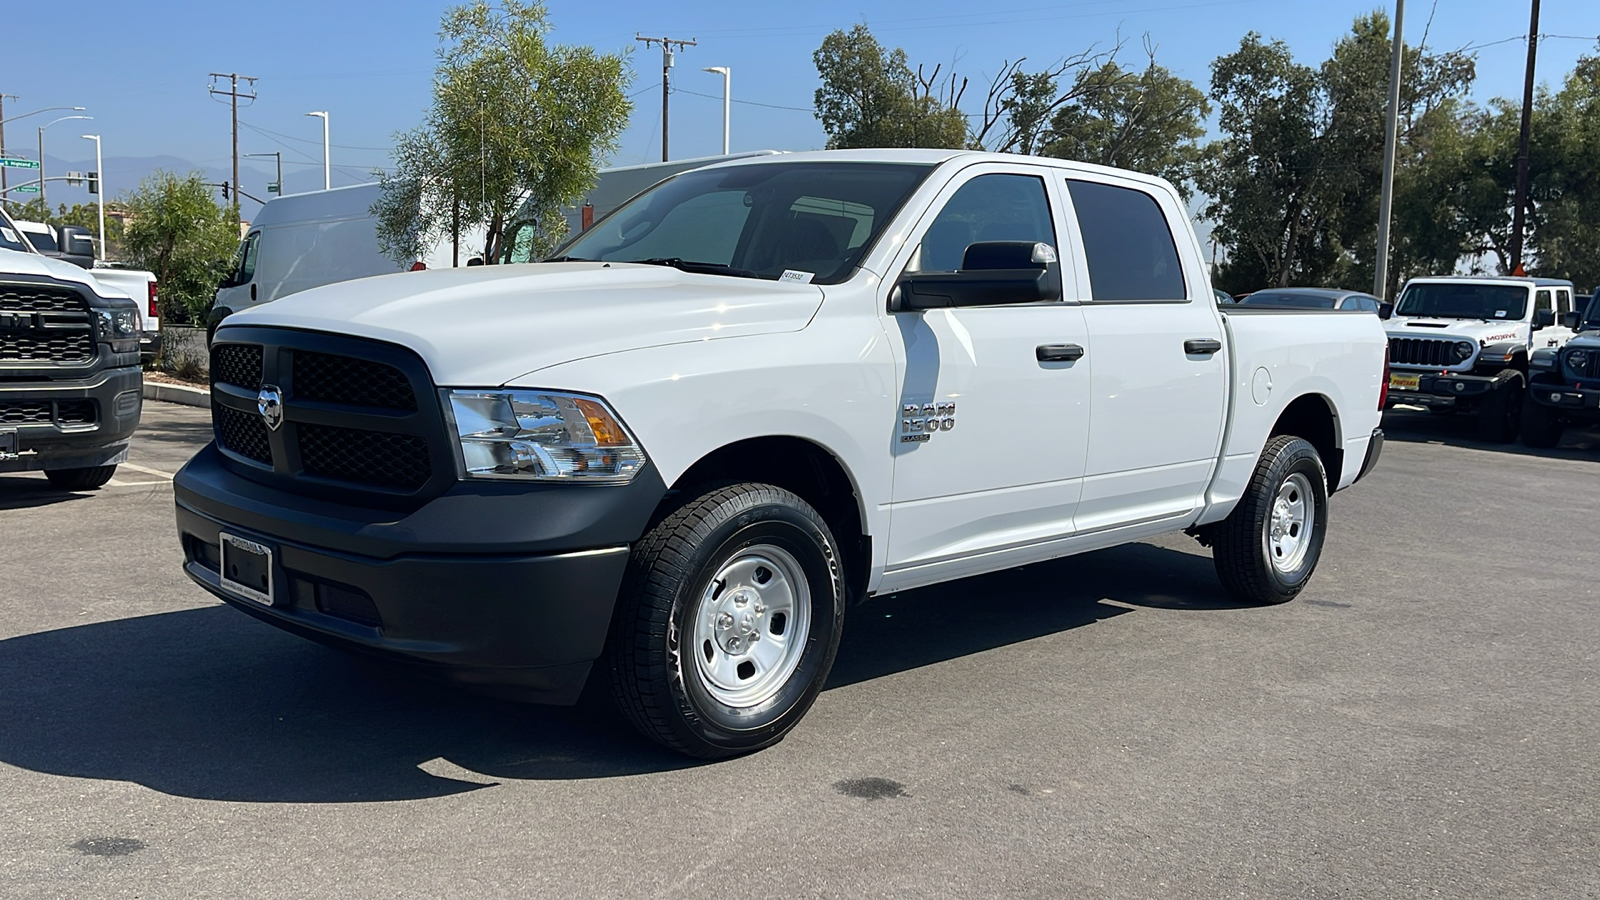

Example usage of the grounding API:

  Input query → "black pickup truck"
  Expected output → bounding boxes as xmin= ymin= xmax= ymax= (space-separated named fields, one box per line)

xmin=1524 ymin=289 xmax=1600 ymax=447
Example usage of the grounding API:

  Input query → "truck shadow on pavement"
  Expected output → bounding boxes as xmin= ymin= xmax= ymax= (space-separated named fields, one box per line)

xmin=1383 ymin=407 xmax=1600 ymax=458
xmin=0 ymin=542 xmax=1239 ymax=802
xmin=0 ymin=474 xmax=91 ymax=511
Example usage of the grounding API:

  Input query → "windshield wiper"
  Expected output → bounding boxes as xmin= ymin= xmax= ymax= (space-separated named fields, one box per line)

xmin=628 ymin=257 xmax=761 ymax=279
xmin=542 ymin=255 xmax=593 ymax=262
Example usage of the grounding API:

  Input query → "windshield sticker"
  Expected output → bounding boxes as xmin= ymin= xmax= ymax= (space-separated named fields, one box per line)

xmin=0 ymin=228 xmax=16 ymax=243
xmin=779 ymin=269 xmax=815 ymax=284
xmin=1494 ymin=310 xmax=1507 ymax=317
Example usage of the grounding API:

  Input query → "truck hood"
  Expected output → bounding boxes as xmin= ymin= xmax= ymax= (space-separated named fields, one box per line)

xmin=226 ymin=262 xmax=827 ymax=386
xmin=1386 ymin=316 xmax=1527 ymax=345
xmin=0 ymin=247 xmax=123 ymax=300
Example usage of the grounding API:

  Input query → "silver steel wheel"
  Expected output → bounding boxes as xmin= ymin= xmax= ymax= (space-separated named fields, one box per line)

xmin=690 ymin=544 xmax=812 ymax=709
xmin=1263 ymin=472 xmax=1315 ymax=573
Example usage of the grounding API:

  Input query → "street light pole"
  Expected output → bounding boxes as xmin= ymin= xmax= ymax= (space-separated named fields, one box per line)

xmin=703 ymin=67 xmax=730 ymax=154
xmin=80 ymin=133 xmax=103 ymax=261
xmin=305 ymin=111 xmax=329 ymax=190
xmin=245 ymin=152 xmax=282 ymax=197
xmin=36 ymin=114 xmax=91 ymax=215
xmin=1373 ymin=0 xmax=1405 ymax=298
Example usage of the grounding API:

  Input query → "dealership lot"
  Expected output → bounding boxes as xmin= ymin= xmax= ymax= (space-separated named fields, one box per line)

xmin=1 ymin=401 xmax=1597 ymax=898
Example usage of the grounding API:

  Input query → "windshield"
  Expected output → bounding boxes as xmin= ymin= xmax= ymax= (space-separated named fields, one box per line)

xmin=1241 ymin=291 xmax=1337 ymax=309
xmin=550 ymin=162 xmax=933 ymax=284
xmin=1395 ymin=282 xmax=1528 ymax=320
xmin=0 ymin=207 xmax=31 ymax=253
xmin=1582 ymin=292 xmax=1600 ymax=330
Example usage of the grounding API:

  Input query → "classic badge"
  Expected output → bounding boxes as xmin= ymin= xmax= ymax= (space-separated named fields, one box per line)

xmin=257 ymin=385 xmax=285 ymax=432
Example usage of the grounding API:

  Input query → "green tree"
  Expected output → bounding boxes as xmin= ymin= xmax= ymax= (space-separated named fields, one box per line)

xmin=1529 ymin=49 xmax=1600 ymax=288
xmin=812 ymin=24 xmax=969 ymax=149
xmin=1039 ymin=58 xmax=1211 ymax=198
xmin=119 ymin=171 xmax=239 ymax=323
xmin=375 ymin=0 xmax=631 ymax=266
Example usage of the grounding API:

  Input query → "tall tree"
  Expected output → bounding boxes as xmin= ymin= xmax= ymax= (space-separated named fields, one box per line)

xmin=119 ymin=171 xmax=239 ymax=323
xmin=375 ymin=0 xmax=631 ymax=266
xmin=1528 ymin=49 xmax=1600 ymax=289
xmin=812 ymin=25 xmax=969 ymax=150
xmin=1039 ymin=56 xmax=1211 ymax=198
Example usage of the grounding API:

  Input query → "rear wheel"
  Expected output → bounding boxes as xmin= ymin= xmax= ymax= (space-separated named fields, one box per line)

xmin=1210 ymin=436 xmax=1329 ymax=605
xmin=44 ymin=465 xmax=117 ymax=491
xmin=1476 ymin=371 xmax=1524 ymax=443
xmin=1519 ymin=395 xmax=1563 ymax=448
xmin=607 ymin=483 xmax=845 ymax=758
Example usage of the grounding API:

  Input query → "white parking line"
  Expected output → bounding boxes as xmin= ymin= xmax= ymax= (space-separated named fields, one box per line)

xmin=119 ymin=463 xmax=176 ymax=480
xmin=107 ymin=479 xmax=174 ymax=487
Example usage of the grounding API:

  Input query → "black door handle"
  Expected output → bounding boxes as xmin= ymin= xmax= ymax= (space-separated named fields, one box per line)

xmin=1184 ymin=338 xmax=1222 ymax=355
xmin=1036 ymin=343 xmax=1085 ymax=363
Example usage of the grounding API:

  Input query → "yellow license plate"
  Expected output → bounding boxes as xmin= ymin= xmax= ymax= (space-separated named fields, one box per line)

xmin=1389 ymin=373 xmax=1420 ymax=391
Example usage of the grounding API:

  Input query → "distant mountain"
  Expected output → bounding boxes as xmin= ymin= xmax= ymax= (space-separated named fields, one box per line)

xmin=2 ymin=152 xmax=378 ymax=213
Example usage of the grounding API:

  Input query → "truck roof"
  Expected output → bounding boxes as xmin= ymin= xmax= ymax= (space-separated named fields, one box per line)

xmin=1403 ymin=274 xmax=1573 ymax=288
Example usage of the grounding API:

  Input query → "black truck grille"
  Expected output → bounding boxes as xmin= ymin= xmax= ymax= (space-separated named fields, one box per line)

xmin=208 ymin=330 xmax=447 ymax=506
xmin=215 ymin=404 xmax=273 ymax=464
xmin=292 ymin=351 xmax=416 ymax=410
xmin=212 ymin=343 xmax=263 ymax=389
xmin=1389 ymin=337 xmax=1458 ymax=368
xmin=0 ymin=284 xmax=95 ymax=365
xmin=0 ymin=399 xmax=95 ymax=426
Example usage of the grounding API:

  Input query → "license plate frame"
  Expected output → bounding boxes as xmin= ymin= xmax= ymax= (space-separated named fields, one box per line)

xmin=219 ymin=533 xmax=275 ymax=607
xmin=1389 ymin=373 xmax=1421 ymax=391
xmin=0 ymin=427 xmax=16 ymax=459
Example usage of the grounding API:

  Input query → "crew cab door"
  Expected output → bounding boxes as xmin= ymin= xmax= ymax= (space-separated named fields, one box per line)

xmin=880 ymin=166 xmax=1092 ymax=579
xmin=1534 ymin=287 xmax=1576 ymax=349
xmin=1056 ymin=174 xmax=1228 ymax=532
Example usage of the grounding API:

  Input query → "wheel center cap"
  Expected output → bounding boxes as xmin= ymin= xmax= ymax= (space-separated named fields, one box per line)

xmin=714 ymin=589 xmax=764 ymax=654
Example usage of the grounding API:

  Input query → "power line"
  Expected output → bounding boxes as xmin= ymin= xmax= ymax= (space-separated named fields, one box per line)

xmin=238 ymin=119 xmax=393 ymax=152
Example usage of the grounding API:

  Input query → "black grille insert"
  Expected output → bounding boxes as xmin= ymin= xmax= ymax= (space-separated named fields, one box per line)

xmin=215 ymin=404 xmax=272 ymax=465
xmin=298 ymin=424 xmax=431 ymax=490
xmin=212 ymin=343 xmax=263 ymax=389
xmin=0 ymin=330 xmax=94 ymax=363
xmin=1389 ymin=337 xmax=1458 ymax=368
xmin=293 ymin=351 xmax=416 ymax=410
xmin=0 ymin=399 xmax=97 ymax=426
xmin=0 ymin=285 xmax=89 ymax=314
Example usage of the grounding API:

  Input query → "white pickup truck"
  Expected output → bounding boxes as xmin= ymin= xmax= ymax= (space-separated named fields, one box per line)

xmin=174 ymin=150 xmax=1387 ymax=757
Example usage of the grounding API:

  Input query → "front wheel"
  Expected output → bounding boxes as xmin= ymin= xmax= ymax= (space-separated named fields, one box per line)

xmin=1476 ymin=372 xmax=1524 ymax=443
xmin=606 ymin=483 xmax=845 ymax=758
xmin=1210 ymin=436 xmax=1329 ymax=605
xmin=1519 ymin=395 xmax=1563 ymax=448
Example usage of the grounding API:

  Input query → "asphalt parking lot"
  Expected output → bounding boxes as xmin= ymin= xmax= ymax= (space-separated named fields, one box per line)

xmin=2 ymin=401 xmax=1598 ymax=898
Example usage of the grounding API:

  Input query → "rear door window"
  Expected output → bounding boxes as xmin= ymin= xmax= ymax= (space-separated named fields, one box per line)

xmin=1556 ymin=289 xmax=1571 ymax=315
xmin=1065 ymin=180 xmax=1185 ymax=301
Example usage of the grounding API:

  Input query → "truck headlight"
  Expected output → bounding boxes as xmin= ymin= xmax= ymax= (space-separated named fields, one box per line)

xmin=1454 ymin=341 xmax=1474 ymax=361
xmin=1569 ymin=350 xmax=1590 ymax=372
xmin=93 ymin=307 xmax=139 ymax=353
xmin=445 ymin=389 xmax=646 ymax=483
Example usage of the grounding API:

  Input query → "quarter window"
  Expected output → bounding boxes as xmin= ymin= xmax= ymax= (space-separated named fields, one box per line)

xmin=1066 ymin=180 xmax=1186 ymax=301
xmin=910 ymin=173 xmax=1056 ymax=273
xmin=1557 ymin=289 xmax=1571 ymax=315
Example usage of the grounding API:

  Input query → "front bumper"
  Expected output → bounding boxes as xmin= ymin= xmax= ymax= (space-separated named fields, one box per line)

xmin=174 ymin=444 xmax=667 ymax=704
xmin=0 ymin=365 xmax=142 ymax=473
xmin=1528 ymin=384 xmax=1600 ymax=421
xmin=1385 ymin=368 xmax=1518 ymax=408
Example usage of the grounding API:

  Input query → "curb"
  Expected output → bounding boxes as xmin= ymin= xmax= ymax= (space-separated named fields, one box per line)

xmin=143 ymin=381 xmax=211 ymax=409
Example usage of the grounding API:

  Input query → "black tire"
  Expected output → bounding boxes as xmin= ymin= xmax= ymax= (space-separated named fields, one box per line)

xmin=43 ymin=465 xmax=117 ymax=491
xmin=1519 ymin=395 xmax=1563 ymax=448
xmin=1210 ymin=436 xmax=1329 ymax=605
xmin=606 ymin=482 xmax=845 ymax=758
xmin=1475 ymin=371 xmax=1524 ymax=443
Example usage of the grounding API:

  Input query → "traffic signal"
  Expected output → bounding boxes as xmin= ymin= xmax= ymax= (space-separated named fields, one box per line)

xmin=87 ymin=171 xmax=98 ymax=195
xmin=221 ymin=181 xmax=230 ymax=200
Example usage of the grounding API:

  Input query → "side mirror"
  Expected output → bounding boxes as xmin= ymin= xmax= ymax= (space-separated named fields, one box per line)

xmin=1533 ymin=308 xmax=1555 ymax=330
xmin=56 ymin=226 xmax=96 ymax=268
xmin=1378 ymin=302 xmax=1395 ymax=320
xmin=893 ymin=241 xmax=1062 ymax=312
xmin=1561 ymin=311 xmax=1581 ymax=330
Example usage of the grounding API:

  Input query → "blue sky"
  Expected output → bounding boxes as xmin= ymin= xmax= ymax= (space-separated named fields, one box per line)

xmin=1 ymin=0 xmax=1594 ymax=212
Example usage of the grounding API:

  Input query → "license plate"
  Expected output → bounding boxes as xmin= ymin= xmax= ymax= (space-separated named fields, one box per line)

xmin=219 ymin=533 xmax=275 ymax=606
xmin=1389 ymin=373 xmax=1420 ymax=391
xmin=0 ymin=428 xmax=15 ymax=459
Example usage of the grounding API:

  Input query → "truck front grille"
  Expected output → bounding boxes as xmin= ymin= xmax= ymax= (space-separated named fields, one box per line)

xmin=0 ymin=399 xmax=96 ymax=426
xmin=0 ymin=284 xmax=95 ymax=365
xmin=1389 ymin=337 xmax=1457 ymax=368
xmin=208 ymin=330 xmax=449 ymax=508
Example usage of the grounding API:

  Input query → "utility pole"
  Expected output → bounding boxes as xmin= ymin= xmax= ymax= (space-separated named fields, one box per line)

xmin=208 ymin=73 xmax=258 ymax=218
xmin=1373 ymin=0 xmax=1405 ymax=299
xmin=1509 ymin=0 xmax=1540 ymax=275
xmin=0 ymin=93 xmax=16 ymax=195
xmin=636 ymin=34 xmax=697 ymax=161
